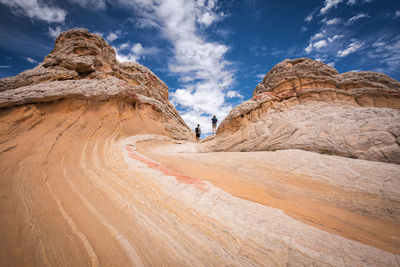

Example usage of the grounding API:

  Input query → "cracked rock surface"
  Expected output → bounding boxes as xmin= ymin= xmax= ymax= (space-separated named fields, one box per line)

xmin=1 ymin=31 xmax=400 ymax=266
xmin=0 ymin=28 xmax=191 ymax=140
xmin=207 ymin=58 xmax=400 ymax=163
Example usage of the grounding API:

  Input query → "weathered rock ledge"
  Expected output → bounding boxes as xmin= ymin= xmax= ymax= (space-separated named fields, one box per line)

xmin=0 ymin=28 xmax=192 ymax=140
xmin=207 ymin=58 xmax=400 ymax=164
xmin=253 ymin=58 xmax=400 ymax=96
xmin=0 ymin=29 xmax=169 ymax=102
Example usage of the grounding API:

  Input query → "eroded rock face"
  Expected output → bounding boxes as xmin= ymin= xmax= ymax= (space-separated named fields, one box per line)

xmin=43 ymin=29 xmax=118 ymax=75
xmin=254 ymin=58 xmax=400 ymax=96
xmin=0 ymin=28 xmax=191 ymax=140
xmin=0 ymin=29 xmax=169 ymax=103
xmin=206 ymin=58 xmax=400 ymax=163
xmin=0 ymin=41 xmax=399 ymax=265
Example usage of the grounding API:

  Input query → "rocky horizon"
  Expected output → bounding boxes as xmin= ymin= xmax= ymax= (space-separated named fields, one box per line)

xmin=1 ymin=29 xmax=399 ymax=266
xmin=0 ymin=28 xmax=192 ymax=140
xmin=204 ymin=57 xmax=400 ymax=164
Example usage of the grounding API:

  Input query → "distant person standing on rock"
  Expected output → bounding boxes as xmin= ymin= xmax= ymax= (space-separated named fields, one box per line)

xmin=211 ymin=115 xmax=218 ymax=134
xmin=195 ymin=124 xmax=201 ymax=141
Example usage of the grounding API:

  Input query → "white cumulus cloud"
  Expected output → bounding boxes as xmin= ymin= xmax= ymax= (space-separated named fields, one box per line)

xmin=113 ymin=0 xmax=234 ymax=134
xmin=338 ymin=40 xmax=364 ymax=57
xmin=22 ymin=57 xmax=37 ymax=64
xmin=197 ymin=12 xmax=215 ymax=26
xmin=305 ymin=32 xmax=329 ymax=53
xmin=106 ymin=30 xmax=122 ymax=43
xmin=195 ymin=0 xmax=225 ymax=27
xmin=347 ymin=0 xmax=374 ymax=4
xmin=114 ymin=42 xmax=161 ymax=63
xmin=320 ymin=0 xmax=372 ymax=14
xmin=303 ymin=0 xmax=380 ymax=70
xmin=226 ymin=90 xmax=243 ymax=99
xmin=131 ymin=17 xmax=160 ymax=29
xmin=131 ymin=43 xmax=143 ymax=54
xmin=48 ymin=26 xmax=62 ymax=39
xmin=347 ymin=13 xmax=369 ymax=24
xmin=314 ymin=40 xmax=328 ymax=49
xmin=66 ymin=0 xmax=106 ymax=10
xmin=256 ymin=73 xmax=265 ymax=80
xmin=0 ymin=0 xmax=66 ymax=23
xmin=324 ymin=18 xmax=340 ymax=25
xmin=305 ymin=43 xmax=313 ymax=54
xmin=305 ymin=13 xmax=314 ymax=22
xmin=367 ymin=34 xmax=400 ymax=74
xmin=311 ymin=31 xmax=326 ymax=41
xmin=328 ymin=34 xmax=343 ymax=42
xmin=106 ymin=33 xmax=118 ymax=43
xmin=320 ymin=0 xmax=344 ymax=14
xmin=114 ymin=43 xmax=140 ymax=62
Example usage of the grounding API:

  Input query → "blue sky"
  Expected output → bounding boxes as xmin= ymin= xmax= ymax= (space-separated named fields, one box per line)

xmin=0 ymin=0 xmax=399 ymax=134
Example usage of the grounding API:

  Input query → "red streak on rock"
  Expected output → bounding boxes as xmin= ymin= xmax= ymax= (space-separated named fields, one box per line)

xmin=126 ymin=146 xmax=207 ymax=192
xmin=126 ymin=146 xmax=135 ymax=153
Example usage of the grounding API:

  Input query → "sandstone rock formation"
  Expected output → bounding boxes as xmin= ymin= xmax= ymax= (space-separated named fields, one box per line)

xmin=206 ymin=58 xmax=400 ymax=164
xmin=136 ymin=139 xmax=400 ymax=262
xmin=1 ymin=32 xmax=399 ymax=266
xmin=0 ymin=28 xmax=191 ymax=140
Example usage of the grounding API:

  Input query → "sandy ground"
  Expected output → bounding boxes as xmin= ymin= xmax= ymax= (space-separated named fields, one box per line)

xmin=1 ymin=99 xmax=400 ymax=266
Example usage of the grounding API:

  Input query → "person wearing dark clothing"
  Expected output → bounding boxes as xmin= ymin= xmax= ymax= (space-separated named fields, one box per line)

xmin=195 ymin=124 xmax=201 ymax=141
xmin=211 ymin=115 xmax=218 ymax=134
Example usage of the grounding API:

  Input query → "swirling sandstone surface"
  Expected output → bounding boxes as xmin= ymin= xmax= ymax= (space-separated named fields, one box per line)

xmin=1 ymin=31 xmax=400 ymax=266
xmin=207 ymin=58 xmax=400 ymax=164
xmin=0 ymin=29 xmax=190 ymax=140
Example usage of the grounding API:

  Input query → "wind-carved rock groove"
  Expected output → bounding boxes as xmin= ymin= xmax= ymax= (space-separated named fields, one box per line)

xmin=1 ymin=30 xmax=400 ymax=266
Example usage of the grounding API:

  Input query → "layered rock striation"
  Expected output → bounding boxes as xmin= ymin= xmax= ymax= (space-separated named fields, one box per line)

xmin=0 ymin=28 xmax=191 ymax=140
xmin=0 ymin=29 xmax=193 ymax=265
xmin=207 ymin=58 xmax=400 ymax=163
xmin=1 ymin=32 xmax=400 ymax=266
